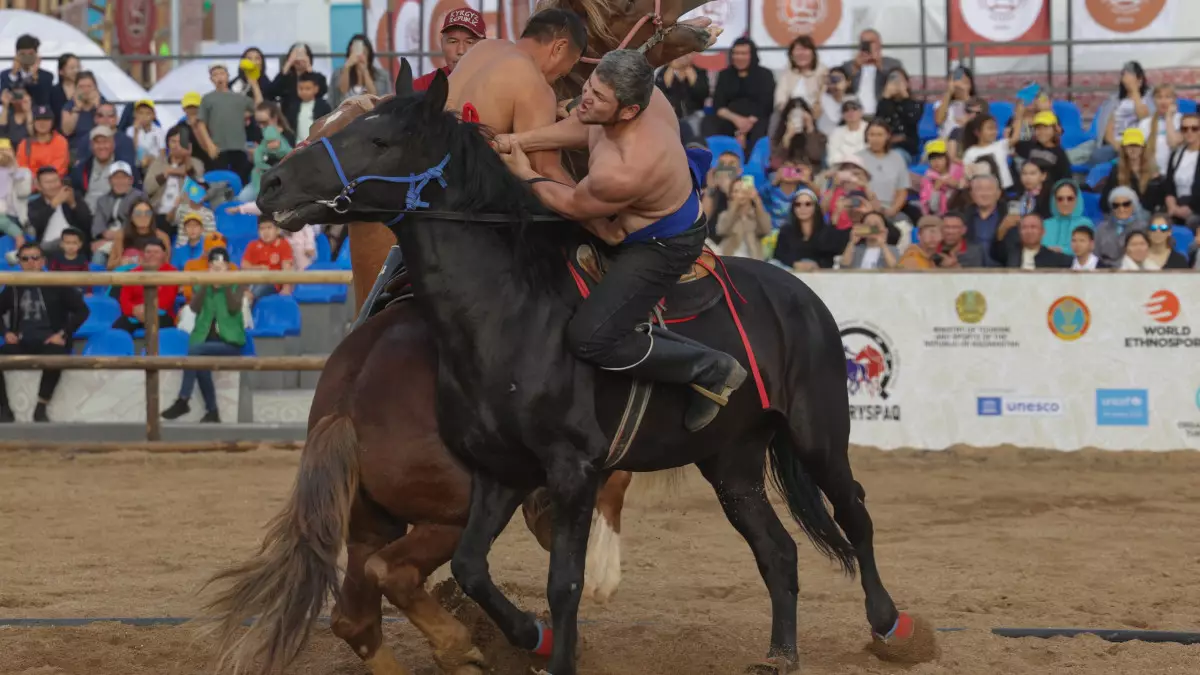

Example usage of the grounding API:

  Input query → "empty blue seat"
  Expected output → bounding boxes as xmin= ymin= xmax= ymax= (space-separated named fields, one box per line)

xmin=1081 ymin=192 xmax=1102 ymax=222
xmin=988 ymin=101 xmax=1014 ymax=132
xmin=295 ymin=261 xmax=350 ymax=304
xmin=918 ymin=103 xmax=939 ymax=143
xmin=334 ymin=240 xmax=351 ymax=269
xmin=1172 ymin=226 xmax=1194 ymax=256
xmin=1052 ymin=100 xmax=1091 ymax=150
xmin=1178 ymin=99 xmax=1197 ymax=114
xmin=248 ymin=294 xmax=302 ymax=337
xmin=75 ymin=295 xmax=122 ymax=338
xmin=145 ymin=327 xmax=191 ymax=356
xmin=82 ymin=329 xmax=135 ymax=356
xmin=241 ymin=334 xmax=256 ymax=356
xmin=704 ymin=135 xmax=744 ymax=168
xmin=204 ymin=170 xmax=244 ymax=196
xmin=225 ymin=235 xmax=255 ymax=267
xmin=314 ymin=232 xmax=332 ymax=262
xmin=0 ymin=235 xmax=16 ymax=260
xmin=1086 ymin=162 xmax=1114 ymax=189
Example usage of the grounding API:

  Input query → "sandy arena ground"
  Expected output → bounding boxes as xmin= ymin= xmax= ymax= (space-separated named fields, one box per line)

xmin=1 ymin=447 xmax=1198 ymax=674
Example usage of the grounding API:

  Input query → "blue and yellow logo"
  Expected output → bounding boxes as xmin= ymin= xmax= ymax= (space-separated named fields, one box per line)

xmin=1048 ymin=296 xmax=1090 ymax=341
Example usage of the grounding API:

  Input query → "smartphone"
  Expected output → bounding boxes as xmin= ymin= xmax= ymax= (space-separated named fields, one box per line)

xmin=860 ymin=40 xmax=871 ymax=54
xmin=1007 ymin=201 xmax=1022 ymax=217
xmin=952 ymin=66 xmax=966 ymax=81
xmin=350 ymin=41 xmax=366 ymax=58
xmin=739 ymin=175 xmax=756 ymax=190
xmin=788 ymin=108 xmax=806 ymax=129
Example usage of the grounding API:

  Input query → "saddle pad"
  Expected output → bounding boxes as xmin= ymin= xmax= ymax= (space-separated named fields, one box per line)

xmin=570 ymin=243 xmax=724 ymax=321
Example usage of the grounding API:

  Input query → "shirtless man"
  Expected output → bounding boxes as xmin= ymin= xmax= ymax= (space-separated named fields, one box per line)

xmin=496 ymin=50 xmax=747 ymax=432
xmin=445 ymin=7 xmax=586 ymax=184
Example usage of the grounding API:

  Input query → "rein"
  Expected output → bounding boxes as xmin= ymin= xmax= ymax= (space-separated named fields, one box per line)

xmin=579 ymin=0 xmax=665 ymax=64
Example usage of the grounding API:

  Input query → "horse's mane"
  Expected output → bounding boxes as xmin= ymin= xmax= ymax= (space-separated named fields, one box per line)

xmin=374 ymin=94 xmax=575 ymax=291
xmin=536 ymin=0 xmax=619 ymax=52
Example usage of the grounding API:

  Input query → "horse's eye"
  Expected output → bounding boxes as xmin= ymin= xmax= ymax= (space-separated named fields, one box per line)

xmin=371 ymin=138 xmax=388 ymax=149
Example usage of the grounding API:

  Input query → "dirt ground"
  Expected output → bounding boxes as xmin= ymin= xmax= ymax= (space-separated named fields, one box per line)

xmin=1 ymin=447 xmax=1198 ymax=675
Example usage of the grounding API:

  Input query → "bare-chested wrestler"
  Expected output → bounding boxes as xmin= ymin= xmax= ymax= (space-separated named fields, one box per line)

xmin=496 ymin=49 xmax=747 ymax=432
xmin=445 ymin=7 xmax=587 ymax=184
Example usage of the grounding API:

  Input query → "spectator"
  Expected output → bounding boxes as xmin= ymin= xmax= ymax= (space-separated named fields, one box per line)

xmin=195 ymin=64 xmax=256 ymax=183
xmin=240 ymin=110 xmax=294 ymax=203
xmin=287 ymin=224 xmax=321 ymax=271
xmin=1164 ymin=112 xmax=1200 ymax=227
xmin=171 ymin=181 xmax=216 ymax=242
xmin=171 ymin=212 xmax=210 ymax=271
xmin=919 ymin=140 xmax=963 ymax=216
xmin=48 ymin=227 xmax=88 ymax=272
xmin=414 ymin=8 xmax=486 ymax=92
xmin=71 ymin=126 xmax=120 ymax=212
xmin=1014 ymin=158 xmax=1052 ymax=218
xmin=774 ymin=36 xmax=826 ymax=113
xmin=963 ymin=175 xmax=1011 ymax=260
xmin=0 ymin=84 xmax=33 ymax=147
xmin=937 ymin=211 xmax=987 ymax=268
xmin=705 ymin=37 xmax=774 ymax=151
xmin=16 ymin=105 xmax=69 ymax=177
xmin=760 ymin=158 xmax=809 ymax=228
xmin=114 ymin=240 xmax=178 ymax=332
xmin=899 ymin=216 xmax=944 ymax=269
xmin=257 ymin=99 xmax=296 ymax=148
xmin=1043 ymin=180 xmax=1093 ymax=253
xmin=815 ymin=67 xmax=851 ymax=136
xmin=1094 ymin=186 xmax=1148 ymax=267
xmin=826 ymin=98 xmax=866 ymax=165
xmin=179 ymin=232 xmax=237 ymax=304
xmin=82 ymin=103 xmax=137 ymax=169
xmin=874 ymin=67 xmax=922 ymax=162
xmin=179 ymin=92 xmax=214 ymax=167
xmin=1013 ymin=110 xmax=1071 ymax=186
xmin=772 ymin=188 xmax=845 ymax=271
xmin=241 ymin=216 xmax=295 ymax=303
xmin=284 ymin=72 xmax=332 ymax=143
xmin=961 ymin=113 xmax=1013 ymax=190
xmin=946 ymin=96 xmax=986 ymax=163
xmin=825 ymin=156 xmax=875 ymax=231
xmin=840 ymin=29 xmax=902 ymax=117
xmin=715 ymin=178 xmax=771 ymax=258
xmin=702 ymin=152 xmax=742 ymax=227
xmin=1099 ymin=128 xmax=1158 ymax=213
xmin=105 ymin=197 xmax=171 ymax=268
xmin=89 ymin=161 xmax=144 ymax=245
xmin=1093 ymin=61 xmax=1153 ymax=167
xmin=1 ymin=35 xmax=54 ymax=108
xmin=771 ymin=98 xmax=823 ymax=168
xmin=857 ymin=119 xmax=910 ymax=223
xmin=934 ymin=64 xmax=977 ymax=139
xmin=126 ymin=100 xmax=166 ymax=174
xmin=161 ymin=247 xmax=245 ymax=423
xmin=1119 ymin=230 xmax=1155 ymax=270
xmin=231 ymin=47 xmax=272 ymax=101
xmin=48 ymin=53 xmax=80 ymax=124
xmin=1146 ymin=215 xmax=1189 ymax=269
xmin=992 ymin=213 xmax=1072 ymax=269
xmin=145 ymin=124 xmax=205 ymax=230
xmin=656 ymin=54 xmax=709 ymax=143
xmin=28 ymin=167 xmax=90 ymax=252
xmin=272 ymin=43 xmax=328 ymax=114
xmin=1008 ymin=90 xmax=1053 ymax=143
xmin=60 ymin=70 xmax=104 ymax=152
xmin=1070 ymin=225 xmax=1103 ymax=270
xmin=839 ymin=211 xmax=898 ymax=269
xmin=0 ymin=242 xmax=88 ymax=422
xmin=331 ymin=34 xmax=391 ymax=108
xmin=0 ymin=139 xmax=31 ymax=246
xmin=1138 ymin=84 xmax=1182 ymax=177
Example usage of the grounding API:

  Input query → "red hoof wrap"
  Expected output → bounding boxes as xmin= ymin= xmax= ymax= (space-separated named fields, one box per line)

xmin=876 ymin=612 xmax=914 ymax=642
xmin=533 ymin=620 xmax=554 ymax=657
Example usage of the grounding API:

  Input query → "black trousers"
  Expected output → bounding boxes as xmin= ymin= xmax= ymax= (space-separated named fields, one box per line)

xmin=566 ymin=219 xmax=707 ymax=369
xmin=206 ymin=150 xmax=253 ymax=187
xmin=0 ymin=339 xmax=70 ymax=407
xmin=112 ymin=314 xmax=176 ymax=334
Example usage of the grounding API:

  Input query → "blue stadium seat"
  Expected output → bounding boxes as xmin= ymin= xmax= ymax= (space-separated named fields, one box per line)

xmin=1052 ymin=100 xmax=1091 ymax=150
xmin=988 ymin=101 xmax=1014 ymax=132
xmin=204 ymin=170 xmax=244 ymax=196
xmin=1178 ymin=99 xmax=1197 ymax=114
xmin=314 ymin=232 xmax=332 ymax=262
xmin=82 ymin=329 xmax=135 ymax=356
xmin=226 ymin=235 xmax=255 ymax=268
xmin=334 ymin=240 xmax=351 ymax=269
xmin=146 ymin=327 xmax=191 ymax=356
xmin=742 ymin=136 xmax=771 ymax=189
xmin=216 ymin=207 xmax=259 ymax=240
xmin=1081 ymin=192 xmax=1102 ymax=222
xmin=75 ymin=295 xmax=122 ymax=339
xmin=0 ymin=235 xmax=16 ymax=260
xmin=918 ymin=103 xmax=938 ymax=143
xmin=293 ymin=263 xmax=348 ymax=304
xmin=241 ymin=334 xmax=256 ymax=356
xmin=1172 ymin=226 xmax=1194 ymax=256
xmin=704 ymin=135 xmax=744 ymax=168
xmin=248 ymin=295 xmax=302 ymax=337
xmin=1086 ymin=162 xmax=1114 ymax=189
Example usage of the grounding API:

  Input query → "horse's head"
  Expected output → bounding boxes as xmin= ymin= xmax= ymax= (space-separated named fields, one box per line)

xmin=258 ymin=70 xmax=459 ymax=232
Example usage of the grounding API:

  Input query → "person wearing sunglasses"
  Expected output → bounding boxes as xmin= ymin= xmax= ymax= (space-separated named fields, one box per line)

xmin=1145 ymin=213 xmax=1189 ymax=269
xmin=1094 ymin=185 xmax=1148 ymax=267
xmin=1164 ymin=112 xmax=1200 ymax=226
xmin=0 ymin=242 xmax=90 ymax=423
xmin=772 ymin=187 xmax=844 ymax=271
xmin=1041 ymin=179 xmax=1094 ymax=254
xmin=1099 ymin=127 xmax=1158 ymax=214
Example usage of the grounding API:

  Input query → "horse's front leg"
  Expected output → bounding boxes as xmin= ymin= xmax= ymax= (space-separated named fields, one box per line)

xmin=540 ymin=452 xmax=603 ymax=675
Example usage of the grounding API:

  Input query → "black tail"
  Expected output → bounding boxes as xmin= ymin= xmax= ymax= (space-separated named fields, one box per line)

xmin=767 ymin=431 xmax=858 ymax=576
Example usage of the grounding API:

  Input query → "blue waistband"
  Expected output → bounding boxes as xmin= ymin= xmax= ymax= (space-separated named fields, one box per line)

xmin=622 ymin=189 xmax=701 ymax=245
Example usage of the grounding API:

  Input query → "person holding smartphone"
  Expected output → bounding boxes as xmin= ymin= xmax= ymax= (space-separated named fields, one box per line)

xmin=715 ymin=177 xmax=772 ymax=258
xmin=331 ymin=34 xmax=391 ymax=108
xmin=839 ymin=29 xmax=902 ymax=117
xmin=1 ymin=35 xmax=54 ymax=108
xmin=839 ymin=211 xmax=899 ymax=269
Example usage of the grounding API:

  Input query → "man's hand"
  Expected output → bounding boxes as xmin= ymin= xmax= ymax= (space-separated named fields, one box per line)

xmin=4 ymin=332 xmax=17 ymax=345
xmin=492 ymin=134 xmax=514 ymax=154
xmin=498 ymin=138 xmax=537 ymax=181
xmin=63 ymin=189 xmax=76 ymax=208
xmin=44 ymin=331 xmax=65 ymax=346
xmin=938 ymin=250 xmax=959 ymax=268
xmin=205 ymin=140 xmax=220 ymax=159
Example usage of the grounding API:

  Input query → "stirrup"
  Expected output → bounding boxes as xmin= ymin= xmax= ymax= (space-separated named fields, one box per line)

xmin=689 ymin=382 xmax=731 ymax=407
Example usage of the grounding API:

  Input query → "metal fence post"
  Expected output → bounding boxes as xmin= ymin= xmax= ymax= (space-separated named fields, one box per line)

xmin=145 ymin=285 xmax=161 ymax=442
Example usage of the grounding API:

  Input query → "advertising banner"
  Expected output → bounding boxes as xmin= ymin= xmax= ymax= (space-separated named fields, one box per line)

xmin=114 ymin=0 xmax=157 ymax=55
xmin=802 ymin=273 xmax=1200 ymax=452
xmin=1071 ymin=0 xmax=1177 ymax=54
xmin=750 ymin=0 xmax=853 ymax=71
xmin=948 ymin=0 xmax=1051 ymax=57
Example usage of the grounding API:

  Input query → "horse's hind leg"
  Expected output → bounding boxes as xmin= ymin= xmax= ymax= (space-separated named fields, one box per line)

xmin=369 ymin=523 xmax=486 ymax=675
xmin=583 ymin=469 xmax=631 ymax=603
xmin=696 ymin=444 xmax=800 ymax=672
xmin=332 ymin=538 xmax=411 ymax=675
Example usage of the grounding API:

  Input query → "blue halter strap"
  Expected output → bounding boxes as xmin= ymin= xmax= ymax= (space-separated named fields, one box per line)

xmin=316 ymin=136 xmax=451 ymax=226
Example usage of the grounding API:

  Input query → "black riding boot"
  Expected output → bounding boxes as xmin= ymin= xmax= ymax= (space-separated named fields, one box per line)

xmin=617 ymin=326 xmax=747 ymax=432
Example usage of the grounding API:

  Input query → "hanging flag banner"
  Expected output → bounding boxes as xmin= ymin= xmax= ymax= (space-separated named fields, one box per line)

xmin=751 ymin=0 xmax=852 ymax=70
xmin=948 ymin=0 xmax=1051 ymax=57
xmin=1072 ymin=0 xmax=1175 ymax=49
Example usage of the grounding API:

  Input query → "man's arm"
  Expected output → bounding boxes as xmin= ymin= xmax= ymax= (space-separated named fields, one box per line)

xmin=513 ymin=110 xmax=589 ymax=153
xmin=528 ymin=164 xmax=638 ymax=221
xmin=512 ymin=83 xmax=576 ymax=185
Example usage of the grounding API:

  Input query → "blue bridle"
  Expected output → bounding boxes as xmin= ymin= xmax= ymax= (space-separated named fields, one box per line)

xmin=315 ymin=136 xmax=452 ymax=226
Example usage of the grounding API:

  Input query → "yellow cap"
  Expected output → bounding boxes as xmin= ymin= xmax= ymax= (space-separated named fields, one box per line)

xmin=1033 ymin=111 xmax=1058 ymax=127
xmin=0 ymin=138 xmax=11 ymax=151
xmin=1122 ymin=127 xmax=1146 ymax=146
xmin=924 ymin=139 xmax=947 ymax=157
xmin=181 ymin=92 xmax=202 ymax=108
xmin=134 ymin=98 xmax=155 ymax=110
xmin=239 ymin=57 xmax=261 ymax=81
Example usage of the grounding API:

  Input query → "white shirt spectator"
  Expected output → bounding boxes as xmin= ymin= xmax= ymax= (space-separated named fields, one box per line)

xmin=827 ymin=125 xmax=867 ymax=165
xmin=962 ymin=139 xmax=1014 ymax=189
xmin=296 ymin=100 xmax=317 ymax=143
xmin=817 ymin=92 xmax=844 ymax=135
xmin=1174 ymin=148 xmax=1198 ymax=199
xmin=1139 ymin=112 xmax=1182 ymax=176
xmin=856 ymin=65 xmax=878 ymax=116
xmin=1072 ymin=253 xmax=1100 ymax=270
xmin=127 ymin=125 xmax=167 ymax=168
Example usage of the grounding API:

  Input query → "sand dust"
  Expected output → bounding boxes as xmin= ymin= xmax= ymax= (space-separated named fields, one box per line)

xmin=1 ymin=446 xmax=1199 ymax=674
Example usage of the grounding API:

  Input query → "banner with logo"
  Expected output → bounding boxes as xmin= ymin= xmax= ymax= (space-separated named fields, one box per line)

xmin=803 ymin=273 xmax=1200 ymax=452
xmin=948 ymin=0 xmax=1051 ymax=57
xmin=114 ymin=0 xmax=157 ymax=55
xmin=750 ymin=0 xmax=854 ymax=71
xmin=1071 ymin=0 xmax=1177 ymax=53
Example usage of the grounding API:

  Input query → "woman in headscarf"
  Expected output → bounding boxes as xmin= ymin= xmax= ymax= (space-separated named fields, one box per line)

xmin=1042 ymin=179 xmax=1094 ymax=253
xmin=704 ymin=37 xmax=775 ymax=151
xmin=1093 ymin=185 xmax=1148 ymax=267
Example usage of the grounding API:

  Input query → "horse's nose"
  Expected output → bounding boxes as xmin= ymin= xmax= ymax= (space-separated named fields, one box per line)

xmin=259 ymin=171 xmax=283 ymax=202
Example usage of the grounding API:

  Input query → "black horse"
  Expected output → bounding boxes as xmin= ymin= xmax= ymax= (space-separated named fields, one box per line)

xmin=257 ymin=72 xmax=930 ymax=674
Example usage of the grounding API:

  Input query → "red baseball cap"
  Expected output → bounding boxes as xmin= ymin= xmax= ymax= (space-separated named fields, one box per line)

xmin=442 ymin=7 xmax=486 ymax=38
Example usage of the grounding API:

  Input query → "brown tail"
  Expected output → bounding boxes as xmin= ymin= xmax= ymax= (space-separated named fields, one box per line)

xmin=196 ymin=414 xmax=360 ymax=674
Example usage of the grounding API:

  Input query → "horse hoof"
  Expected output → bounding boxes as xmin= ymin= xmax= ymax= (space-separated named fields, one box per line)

xmin=867 ymin=612 xmax=940 ymax=663
xmin=745 ymin=656 xmax=799 ymax=674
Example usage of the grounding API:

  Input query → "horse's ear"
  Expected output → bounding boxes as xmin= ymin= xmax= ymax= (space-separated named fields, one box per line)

xmin=423 ymin=68 xmax=450 ymax=117
xmin=395 ymin=58 xmax=413 ymax=96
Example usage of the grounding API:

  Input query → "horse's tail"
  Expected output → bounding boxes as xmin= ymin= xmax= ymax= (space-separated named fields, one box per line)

xmin=767 ymin=432 xmax=857 ymax=576
xmin=197 ymin=414 xmax=360 ymax=674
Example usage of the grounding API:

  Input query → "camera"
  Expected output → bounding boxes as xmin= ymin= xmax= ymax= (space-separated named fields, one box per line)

xmin=931 ymin=253 xmax=944 ymax=265
xmin=860 ymin=40 xmax=871 ymax=54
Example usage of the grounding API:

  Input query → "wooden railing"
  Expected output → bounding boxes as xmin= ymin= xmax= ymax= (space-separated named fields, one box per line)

xmin=0 ymin=270 xmax=353 ymax=452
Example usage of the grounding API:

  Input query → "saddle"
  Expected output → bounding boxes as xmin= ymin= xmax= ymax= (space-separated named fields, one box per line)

xmin=569 ymin=242 xmax=725 ymax=322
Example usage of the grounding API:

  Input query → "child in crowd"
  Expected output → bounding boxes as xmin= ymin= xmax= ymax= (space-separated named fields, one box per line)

xmin=918 ymin=140 xmax=962 ymax=216
xmin=172 ymin=213 xmax=208 ymax=270
xmin=1014 ymin=158 xmax=1052 ymax=218
xmin=238 ymin=123 xmax=292 ymax=203
xmin=126 ymin=99 xmax=165 ymax=173
xmin=759 ymin=159 xmax=810 ymax=229
xmin=48 ymin=227 xmax=88 ymax=272
xmin=1014 ymin=111 xmax=1072 ymax=186
xmin=241 ymin=216 xmax=294 ymax=304
xmin=172 ymin=179 xmax=215 ymax=245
